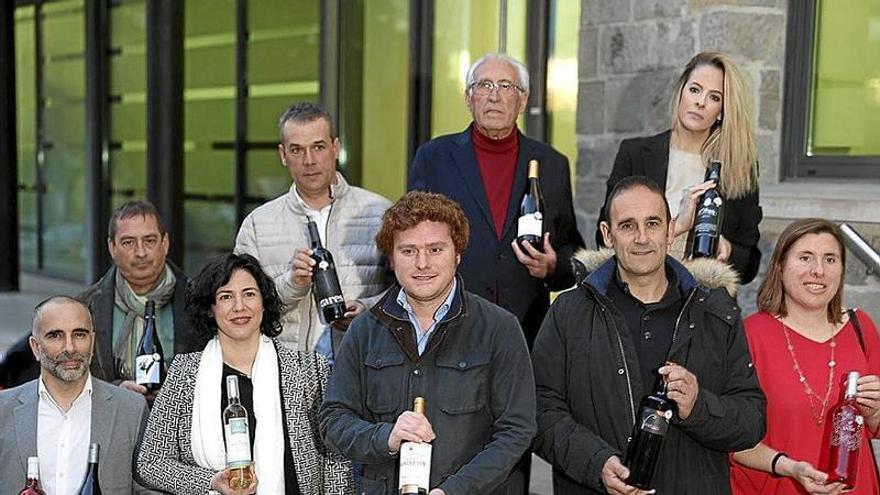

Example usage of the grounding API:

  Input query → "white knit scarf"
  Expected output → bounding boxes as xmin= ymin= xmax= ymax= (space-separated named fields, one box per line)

xmin=190 ymin=336 xmax=285 ymax=494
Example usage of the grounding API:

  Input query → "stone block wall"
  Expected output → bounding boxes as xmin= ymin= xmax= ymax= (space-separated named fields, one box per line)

xmin=576 ymin=0 xmax=786 ymax=235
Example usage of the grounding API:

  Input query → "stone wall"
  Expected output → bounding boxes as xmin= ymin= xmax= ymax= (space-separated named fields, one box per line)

xmin=575 ymin=0 xmax=880 ymax=317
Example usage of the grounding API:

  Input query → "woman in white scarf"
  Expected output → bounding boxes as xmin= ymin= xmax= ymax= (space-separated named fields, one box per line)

xmin=136 ymin=253 xmax=353 ymax=495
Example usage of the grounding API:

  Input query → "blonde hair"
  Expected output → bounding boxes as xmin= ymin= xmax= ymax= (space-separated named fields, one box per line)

xmin=669 ymin=52 xmax=758 ymax=199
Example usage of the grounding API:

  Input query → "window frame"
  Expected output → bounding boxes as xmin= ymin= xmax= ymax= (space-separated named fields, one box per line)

xmin=781 ymin=0 xmax=880 ymax=180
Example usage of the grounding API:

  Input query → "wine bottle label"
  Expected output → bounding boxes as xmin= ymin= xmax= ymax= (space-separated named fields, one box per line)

xmin=517 ymin=213 xmax=543 ymax=237
xmin=399 ymin=441 xmax=432 ymax=490
xmin=135 ymin=353 xmax=161 ymax=385
xmin=225 ymin=418 xmax=252 ymax=466
xmin=318 ymin=294 xmax=345 ymax=308
xmin=637 ymin=407 xmax=672 ymax=436
xmin=831 ymin=410 xmax=864 ymax=452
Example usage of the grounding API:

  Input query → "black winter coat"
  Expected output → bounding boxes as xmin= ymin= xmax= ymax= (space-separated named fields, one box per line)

xmin=532 ymin=253 xmax=765 ymax=494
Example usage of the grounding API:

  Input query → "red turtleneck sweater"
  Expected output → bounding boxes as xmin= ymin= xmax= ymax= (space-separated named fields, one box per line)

xmin=472 ymin=126 xmax=519 ymax=238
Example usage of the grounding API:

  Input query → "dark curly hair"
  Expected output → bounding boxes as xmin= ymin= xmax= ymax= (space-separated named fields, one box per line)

xmin=186 ymin=253 xmax=283 ymax=340
xmin=376 ymin=191 xmax=470 ymax=256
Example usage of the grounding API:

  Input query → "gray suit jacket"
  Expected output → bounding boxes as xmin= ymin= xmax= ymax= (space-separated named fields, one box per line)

xmin=0 ymin=376 xmax=150 ymax=494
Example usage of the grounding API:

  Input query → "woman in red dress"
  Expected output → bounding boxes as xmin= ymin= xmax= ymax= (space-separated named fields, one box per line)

xmin=731 ymin=218 xmax=880 ymax=495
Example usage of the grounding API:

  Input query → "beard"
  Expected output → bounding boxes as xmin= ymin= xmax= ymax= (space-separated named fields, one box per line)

xmin=40 ymin=349 xmax=92 ymax=383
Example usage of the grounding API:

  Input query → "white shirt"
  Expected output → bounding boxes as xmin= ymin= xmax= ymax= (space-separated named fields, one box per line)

xmin=37 ymin=375 xmax=93 ymax=495
xmin=665 ymin=148 xmax=706 ymax=219
xmin=293 ymin=185 xmax=335 ymax=358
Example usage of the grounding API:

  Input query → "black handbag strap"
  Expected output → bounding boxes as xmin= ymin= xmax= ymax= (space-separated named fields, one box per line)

xmin=847 ymin=308 xmax=866 ymax=355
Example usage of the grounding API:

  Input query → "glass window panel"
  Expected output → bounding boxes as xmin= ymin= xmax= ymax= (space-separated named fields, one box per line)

xmin=548 ymin=0 xmax=580 ymax=188
xmin=18 ymin=191 xmax=37 ymax=271
xmin=185 ymin=99 xmax=235 ymax=142
xmin=110 ymin=1 xmax=147 ymax=200
xmin=41 ymin=1 xmax=86 ymax=278
xmin=247 ymin=94 xmax=318 ymax=142
xmin=361 ymin=0 xmax=409 ymax=202
xmin=184 ymin=151 xmax=235 ymax=196
xmin=809 ymin=0 xmax=880 ymax=156
xmin=184 ymin=200 xmax=235 ymax=271
xmin=248 ymin=35 xmax=320 ymax=85
xmin=431 ymin=0 xmax=527 ymax=138
xmin=245 ymin=150 xmax=289 ymax=200
xmin=16 ymin=6 xmax=36 ymax=189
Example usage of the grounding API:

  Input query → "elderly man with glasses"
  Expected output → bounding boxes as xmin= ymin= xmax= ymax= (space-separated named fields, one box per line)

xmin=409 ymin=53 xmax=584 ymax=351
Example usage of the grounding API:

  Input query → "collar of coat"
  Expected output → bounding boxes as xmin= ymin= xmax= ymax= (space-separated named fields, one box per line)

xmin=284 ymin=171 xmax=350 ymax=212
xmin=573 ymin=248 xmax=740 ymax=298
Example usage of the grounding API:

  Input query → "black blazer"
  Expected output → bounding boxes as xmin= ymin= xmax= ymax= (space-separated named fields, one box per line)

xmin=409 ymin=126 xmax=585 ymax=346
xmin=597 ymin=130 xmax=762 ymax=284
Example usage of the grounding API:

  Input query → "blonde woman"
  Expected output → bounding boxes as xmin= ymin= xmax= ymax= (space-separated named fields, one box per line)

xmin=597 ymin=51 xmax=762 ymax=283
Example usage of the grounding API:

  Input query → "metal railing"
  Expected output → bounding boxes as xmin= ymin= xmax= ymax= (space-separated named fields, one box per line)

xmin=840 ymin=223 xmax=880 ymax=277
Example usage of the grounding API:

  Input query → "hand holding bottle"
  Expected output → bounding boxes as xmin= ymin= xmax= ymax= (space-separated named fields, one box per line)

xmin=777 ymin=457 xmax=845 ymax=495
xmin=510 ymin=232 xmax=557 ymax=279
xmin=291 ymin=248 xmax=316 ymax=287
xmin=658 ymin=363 xmax=699 ymax=420
xmin=388 ymin=410 xmax=436 ymax=453
xmin=856 ymin=374 xmax=880 ymax=431
xmin=601 ymin=456 xmax=656 ymax=495
xmin=673 ymin=179 xmax=717 ymax=237
xmin=210 ymin=466 xmax=258 ymax=495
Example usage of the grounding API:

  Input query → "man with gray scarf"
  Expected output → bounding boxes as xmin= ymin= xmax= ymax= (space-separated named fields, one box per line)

xmin=0 ymin=201 xmax=201 ymax=399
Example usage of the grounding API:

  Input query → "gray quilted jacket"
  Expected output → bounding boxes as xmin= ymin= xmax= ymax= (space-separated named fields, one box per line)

xmin=235 ymin=172 xmax=392 ymax=351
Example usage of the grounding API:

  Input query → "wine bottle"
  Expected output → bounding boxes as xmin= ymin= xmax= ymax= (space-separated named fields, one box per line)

xmin=135 ymin=300 xmax=165 ymax=390
xmin=826 ymin=371 xmax=864 ymax=490
xmin=690 ymin=160 xmax=724 ymax=258
xmin=623 ymin=379 xmax=674 ymax=490
xmin=516 ymin=159 xmax=545 ymax=252
xmin=307 ymin=220 xmax=346 ymax=324
xmin=19 ymin=456 xmax=45 ymax=495
xmin=399 ymin=397 xmax=432 ymax=495
xmin=76 ymin=443 xmax=102 ymax=495
xmin=223 ymin=375 xmax=254 ymax=490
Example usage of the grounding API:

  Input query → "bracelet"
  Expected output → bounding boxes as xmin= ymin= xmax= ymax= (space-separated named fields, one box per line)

xmin=770 ymin=452 xmax=788 ymax=477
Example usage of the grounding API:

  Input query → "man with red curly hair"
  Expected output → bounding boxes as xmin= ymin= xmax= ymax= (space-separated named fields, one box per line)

xmin=320 ymin=191 xmax=536 ymax=495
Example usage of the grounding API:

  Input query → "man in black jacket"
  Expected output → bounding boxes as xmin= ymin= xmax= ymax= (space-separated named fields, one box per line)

xmin=0 ymin=201 xmax=200 ymax=399
xmin=532 ymin=176 xmax=765 ymax=494
xmin=320 ymin=191 xmax=536 ymax=494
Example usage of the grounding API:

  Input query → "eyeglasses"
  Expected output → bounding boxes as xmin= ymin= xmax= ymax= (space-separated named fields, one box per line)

xmin=470 ymin=79 xmax=525 ymax=96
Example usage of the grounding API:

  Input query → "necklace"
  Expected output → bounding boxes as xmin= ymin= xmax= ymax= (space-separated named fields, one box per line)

xmin=779 ymin=317 xmax=837 ymax=425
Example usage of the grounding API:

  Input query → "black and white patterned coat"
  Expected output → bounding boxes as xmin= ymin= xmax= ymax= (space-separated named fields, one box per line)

xmin=136 ymin=342 xmax=353 ymax=494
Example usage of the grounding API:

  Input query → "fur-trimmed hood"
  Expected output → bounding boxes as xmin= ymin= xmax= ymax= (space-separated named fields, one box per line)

xmin=572 ymin=248 xmax=740 ymax=297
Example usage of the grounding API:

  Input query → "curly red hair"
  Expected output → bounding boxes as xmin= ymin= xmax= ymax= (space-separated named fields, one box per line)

xmin=376 ymin=191 xmax=470 ymax=256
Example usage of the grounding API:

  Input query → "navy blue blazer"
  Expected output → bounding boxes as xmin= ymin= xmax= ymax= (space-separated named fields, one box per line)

xmin=597 ymin=130 xmax=763 ymax=284
xmin=409 ymin=125 xmax=585 ymax=345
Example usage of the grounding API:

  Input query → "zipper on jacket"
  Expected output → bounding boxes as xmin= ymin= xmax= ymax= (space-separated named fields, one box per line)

xmin=667 ymin=287 xmax=698 ymax=357
xmin=595 ymin=297 xmax=637 ymax=426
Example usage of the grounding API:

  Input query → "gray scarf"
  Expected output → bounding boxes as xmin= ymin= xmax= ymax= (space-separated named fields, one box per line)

xmin=113 ymin=265 xmax=177 ymax=379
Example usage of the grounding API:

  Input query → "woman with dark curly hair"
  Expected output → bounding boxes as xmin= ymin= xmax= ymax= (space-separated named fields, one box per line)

xmin=136 ymin=253 xmax=353 ymax=495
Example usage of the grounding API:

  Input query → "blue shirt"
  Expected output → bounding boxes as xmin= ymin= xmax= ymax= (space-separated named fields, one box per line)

xmin=396 ymin=280 xmax=457 ymax=355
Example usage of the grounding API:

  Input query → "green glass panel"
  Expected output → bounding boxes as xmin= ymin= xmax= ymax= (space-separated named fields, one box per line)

xmin=248 ymin=35 xmax=320 ymax=85
xmin=184 ymin=151 xmax=234 ymax=196
xmin=16 ymin=7 xmax=36 ymax=189
xmin=431 ymin=0 xmax=527 ymax=137
xmin=809 ymin=0 xmax=880 ymax=156
xmin=184 ymin=200 xmax=235 ymax=272
xmin=185 ymin=0 xmax=236 ymax=37
xmin=110 ymin=0 xmax=147 ymax=48
xmin=18 ymin=191 xmax=37 ymax=270
xmin=185 ymin=44 xmax=235 ymax=89
xmin=110 ymin=150 xmax=147 ymax=196
xmin=361 ymin=0 xmax=409 ymax=202
xmin=43 ymin=1 xmax=85 ymax=56
xmin=548 ymin=0 xmax=580 ymax=187
xmin=42 ymin=148 xmax=86 ymax=278
xmin=245 ymin=150 xmax=289 ymax=200
xmin=111 ymin=101 xmax=147 ymax=141
xmin=185 ymin=99 xmax=235 ymax=142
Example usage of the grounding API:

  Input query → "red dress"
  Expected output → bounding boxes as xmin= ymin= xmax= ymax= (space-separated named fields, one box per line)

xmin=731 ymin=310 xmax=880 ymax=495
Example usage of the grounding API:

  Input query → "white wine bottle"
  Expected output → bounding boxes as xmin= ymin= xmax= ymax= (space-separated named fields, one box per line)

xmin=223 ymin=375 xmax=254 ymax=489
xmin=516 ymin=160 xmax=544 ymax=252
xmin=399 ymin=397 xmax=432 ymax=495
xmin=135 ymin=300 xmax=165 ymax=391
xmin=76 ymin=444 xmax=102 ymax=495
